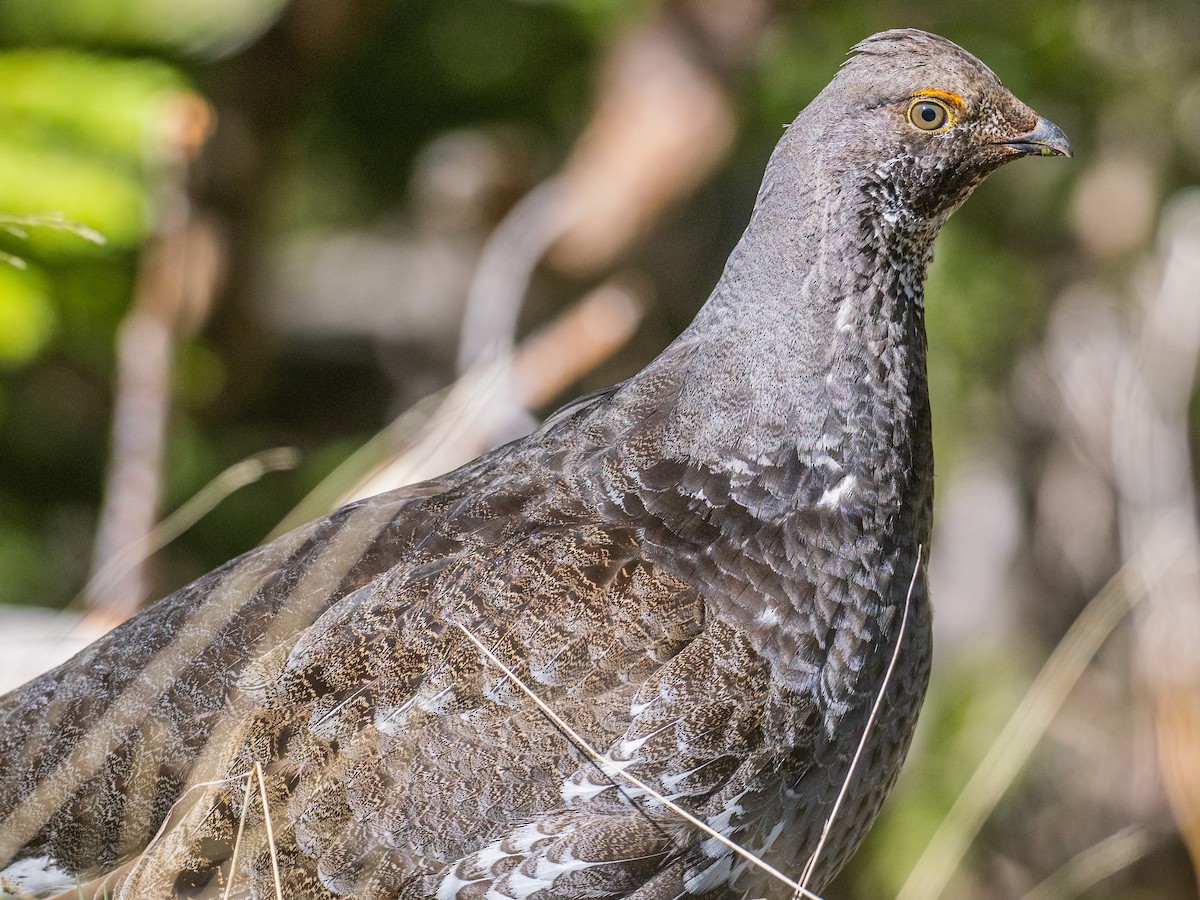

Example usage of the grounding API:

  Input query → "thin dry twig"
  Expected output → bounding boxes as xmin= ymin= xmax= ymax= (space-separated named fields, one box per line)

xmin=454 ymin=621 xmax=821 ymax=900
xmin=220 ymin=769 xmax=257 ymax=900
xmin=61 ymin=772 xmax=256 ymax=899
xmin=254 ymin=762 xmax=284 ymax=900
xmin=897 ymin=559 xmax=1150 ymax=900
xmin=86 ymin=94 xmax=218 ymax=617
xmin=796 ymin=546 xmax=922 ymax=894
xmin=544 ymin=16 xmax=740 ymax=275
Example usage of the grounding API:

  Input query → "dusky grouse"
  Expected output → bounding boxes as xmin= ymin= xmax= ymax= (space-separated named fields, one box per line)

xmin=0 ymin=29 xmax=1071 ymax=900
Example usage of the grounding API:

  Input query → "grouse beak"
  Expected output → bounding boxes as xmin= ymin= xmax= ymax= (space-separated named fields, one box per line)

xmin=1000 ymin=115 xmax=1074 ymax=158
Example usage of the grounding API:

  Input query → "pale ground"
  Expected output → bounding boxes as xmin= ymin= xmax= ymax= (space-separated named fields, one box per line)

xmin=0 ymin=607 xmax=111 ymax=695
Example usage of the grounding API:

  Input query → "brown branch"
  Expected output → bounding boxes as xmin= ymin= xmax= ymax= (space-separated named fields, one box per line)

xmin=546 ymin=19 xmax=737 ymax=275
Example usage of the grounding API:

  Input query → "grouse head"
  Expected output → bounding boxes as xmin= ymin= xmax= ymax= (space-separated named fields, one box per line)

xmin=793 ymin=29 xmax=1072 ymax=234
xmin=670 ymin=30 xmax=1070 ymax=475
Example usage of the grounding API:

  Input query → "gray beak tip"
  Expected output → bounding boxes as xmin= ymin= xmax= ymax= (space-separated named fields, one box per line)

xmin=1002 ymin=115 xmax=1074 ymax=159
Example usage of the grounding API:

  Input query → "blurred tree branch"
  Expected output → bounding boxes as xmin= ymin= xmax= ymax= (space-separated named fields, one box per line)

xmin=1112 ymin=190 xmax=1200 ymax=889
xmin=87 ymin=94 xmax=221 ymax=621
xmin=274 ymin=274 xmax=647 ymax=535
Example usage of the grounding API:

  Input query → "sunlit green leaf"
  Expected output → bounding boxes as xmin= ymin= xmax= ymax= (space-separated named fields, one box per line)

xmin=0 ymin=263 xmax=55 ymax=366
xmin=0 ymin=0 xmax=289 ymax=58
xmin=0 ymin=138 xmax=149 ymax=255
xmin=0 ymin=50 xmax=190 ymax=163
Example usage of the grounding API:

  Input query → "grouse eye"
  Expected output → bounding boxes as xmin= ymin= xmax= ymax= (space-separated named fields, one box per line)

xmin=908 ymin=98 xmax=950 ymax=132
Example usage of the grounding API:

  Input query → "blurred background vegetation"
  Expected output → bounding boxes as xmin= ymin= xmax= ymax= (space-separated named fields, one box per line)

xmin=1 ymin=0 xmax=1199 ymax=897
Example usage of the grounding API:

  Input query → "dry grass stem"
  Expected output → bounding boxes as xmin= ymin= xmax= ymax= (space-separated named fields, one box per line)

xmin=44 ymin=774 xmax=256 ymax=900
xmin=1018 ymin=825 xmax=1153 ymax=900
xmin=0 ymin=447 xmax=303 ymax=695
xmin=271 ymin=279 xmax=646 ymax=530
xmin=454 ymin=622 xmax=821 ymax=900
xmin=352 ymin=279 xmax=645 ymax=505
xmin=220 ymin=769 xmax=257 ymax=900
xmin=0 ymin=212 xmax=107 ymax=261
xmin=795 ymin=546 xmax=921 ymax=895
xmin=84 ymin=448 xmax=301 ymax=615
xmin=269 ymin=389 xmax=451 ymax=536
xmin=340 ymin=357 xmax=516 ymax=506
xmin=254 ymin=762 xmax=284 ymax=900
xmin=897 ymin=561 xmax=1147 ymax=900
xmin=0 ymin=213 xmax=105 ymax=268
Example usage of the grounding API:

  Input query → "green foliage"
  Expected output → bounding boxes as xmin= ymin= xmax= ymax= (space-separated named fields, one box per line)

xmin=0 ymin=139 xmax=147 ymax=254
xmin=924 ymin=223 xmax=1049 ymax=469
xmin=0 ymin=263 xmax=55 ymax=367
xmin=0 ymin=50 xmax=195 ymax=259
xmin=0 ymin=511 xmax=57 ymax=607
xmin=0 ymin=51 xmax=189 ymax=161
xmin=0 ymin=0 xmax=288 ymax=58
xmin=552 ymin=0 xmax=654 ymax=35
xmin=927 ymin=227 xmax=1045 ymax=391
xmin=835 ymin=652 xmax=1030 ymax=896
xmin=52 ymin=259 xmax=133 ymax=371
xmin=0 ymin=46 xmax=202 ymax=605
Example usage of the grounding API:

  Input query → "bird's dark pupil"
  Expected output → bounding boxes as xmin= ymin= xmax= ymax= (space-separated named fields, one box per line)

xmin=921 ymin=106 xmax=938 ymax=122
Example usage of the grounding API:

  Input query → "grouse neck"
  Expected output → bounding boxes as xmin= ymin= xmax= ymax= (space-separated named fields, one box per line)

xmin=655 ymin=131 xmax=938 ymax=514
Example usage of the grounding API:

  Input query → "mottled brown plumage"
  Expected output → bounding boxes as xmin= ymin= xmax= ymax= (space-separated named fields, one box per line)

xmin=0 ymin=30 xmax=1070 ymax=900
